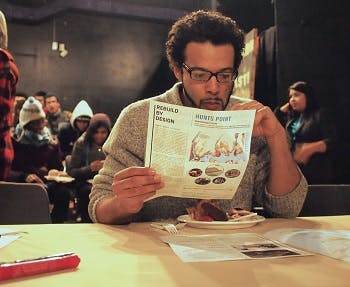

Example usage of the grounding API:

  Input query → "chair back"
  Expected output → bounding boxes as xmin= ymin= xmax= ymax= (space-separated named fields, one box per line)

xmin=299 ymin=184 xmax=350 ymax=216
xmin=0 ymin=181 xmax=52 ymax=224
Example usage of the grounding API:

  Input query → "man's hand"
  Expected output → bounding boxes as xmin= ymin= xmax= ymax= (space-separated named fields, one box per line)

xmin=230 ymin=100 xmax=301 ymax=197
xmin=229 ymin=100 xmax=283 ymax=139
xmin=111 ymin=167 xmax=164 ymax=215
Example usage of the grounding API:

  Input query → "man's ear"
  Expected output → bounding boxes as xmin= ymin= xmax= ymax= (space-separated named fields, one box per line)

xmin=173 ymin=64 xmax=183 ymax=82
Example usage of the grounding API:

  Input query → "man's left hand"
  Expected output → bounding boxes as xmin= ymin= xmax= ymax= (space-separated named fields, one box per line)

xmin=229 ymin=100 xmax=283 ymax=139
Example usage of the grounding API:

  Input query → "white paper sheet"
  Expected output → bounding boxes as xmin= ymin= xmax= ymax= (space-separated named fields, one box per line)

xmin=145 ymin=101 xmax=255 ymax=200
xmin=264 ymin=228 xmax=350 ymax=262
xmin=161 ymin=233 xmax=311 ymax=262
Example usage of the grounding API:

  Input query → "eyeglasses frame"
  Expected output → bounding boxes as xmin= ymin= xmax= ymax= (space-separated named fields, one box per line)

xmin=181 ymin=63 xmax=236 ymax=83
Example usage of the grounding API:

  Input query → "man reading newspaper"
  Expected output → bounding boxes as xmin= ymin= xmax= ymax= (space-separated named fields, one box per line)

xmin=89 ymin=10 xmax=307 ymax=224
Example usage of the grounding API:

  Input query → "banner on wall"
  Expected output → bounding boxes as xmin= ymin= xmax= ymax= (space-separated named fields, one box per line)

xmin=233 ymin=28 xmax=259 ymax=99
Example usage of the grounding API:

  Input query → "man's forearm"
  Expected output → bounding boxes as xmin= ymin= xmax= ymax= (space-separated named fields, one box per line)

xmin=266 ymin=127 xmax=301 ymax=196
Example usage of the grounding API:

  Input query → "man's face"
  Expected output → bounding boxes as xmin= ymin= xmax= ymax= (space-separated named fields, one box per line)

xmin=173 ymin=41 xmax=235 ymax=111
xmin=45 ymin=96 xmax=60 ymax=114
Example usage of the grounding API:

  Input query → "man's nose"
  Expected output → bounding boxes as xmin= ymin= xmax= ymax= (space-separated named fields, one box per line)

xmin=205 ymin=75 xmax=220 ymax=93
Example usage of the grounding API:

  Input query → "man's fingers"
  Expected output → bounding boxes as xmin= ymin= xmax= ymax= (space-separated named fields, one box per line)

xmin=113 ymin=172 xmax=162 ymax=190
xmin=112 ymin=178 xmax=163 ymax=198
xmin=111 ymin=166 xmax=164 ymax=214
xmin=114 ymin=166 xmax=156 ymax=181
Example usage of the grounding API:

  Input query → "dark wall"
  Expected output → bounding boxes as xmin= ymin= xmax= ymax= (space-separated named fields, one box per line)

xmin=8 ymin=12 xmax=172 ymax=123
xmin=218 ymin=0 xmax=275 ymax=33
xmin=275 ymin=0 xmax=350 ymax=183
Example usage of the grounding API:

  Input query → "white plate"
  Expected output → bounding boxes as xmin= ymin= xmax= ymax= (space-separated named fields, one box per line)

xmin=177 ymin=214 xmax=265 ymax=230
xmin=44 ymin=175 xmax=75 ymax=183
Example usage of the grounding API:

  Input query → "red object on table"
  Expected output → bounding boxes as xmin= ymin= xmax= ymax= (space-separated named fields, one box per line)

xmin=0 ymin=253 xmax=80 ymax=281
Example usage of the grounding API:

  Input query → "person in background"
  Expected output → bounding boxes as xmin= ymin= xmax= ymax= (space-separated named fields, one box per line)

xmin=67 ymin=113 xmax=111 ymax=222
xmin=0 ymin=10 xmax=19 ymax=180
xmin=11 ymin=92 xmax=28 ymax=130
xmin=89 ymin=10 xmax=307 ymax=225
xmin=9 ymin=97 xmax=71 ymax=223
xmin=45 ymin=92 xmax=71 ymax=138
xmin=274 ymin=81 xmax=337 ymax=183
xmin=58 ymin=100 xmax=93 ymax=160
xmin=34 ymin=90 xmax=47 ymax=112
xmin=13 ymin=92 xmax=28 ymax=108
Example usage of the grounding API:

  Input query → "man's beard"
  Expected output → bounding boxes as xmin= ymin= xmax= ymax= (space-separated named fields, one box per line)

xmin=182 ymin=86 xmax=231 ymax=111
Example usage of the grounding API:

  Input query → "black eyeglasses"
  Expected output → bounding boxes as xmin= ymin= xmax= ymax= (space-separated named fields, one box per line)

xmin=182 ymin=63 xmax=235 ymax=83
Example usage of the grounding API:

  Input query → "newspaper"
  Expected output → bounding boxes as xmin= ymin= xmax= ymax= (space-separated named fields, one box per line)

xmin=161 ymin=233 xmax=311 ymax=262
xmin=145 ymin=100 xmax=255 ymax=200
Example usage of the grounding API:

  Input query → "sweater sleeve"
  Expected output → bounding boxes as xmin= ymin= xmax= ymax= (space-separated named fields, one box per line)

xmin=89 ymin=103 xmax=149 ymax=222
xmin=252 ymin=137 xmax=308 ymax=218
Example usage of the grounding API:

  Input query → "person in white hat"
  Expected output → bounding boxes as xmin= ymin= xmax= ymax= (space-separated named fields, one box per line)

xmin=9 ymin=97 xmax=71 ymax=223
xmin=58 ymin=99 xmax=93 ymax=159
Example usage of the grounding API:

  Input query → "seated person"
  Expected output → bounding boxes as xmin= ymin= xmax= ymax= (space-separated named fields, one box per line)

xmin=67 ymin=113 xmax=111 ymax=223
xmin=89 ymin=11 xmax=308 ymax=225
xmin=8 ymin=97 xmax=71 ymax=223
xmin=45 ymin=92 xmax=71 ymax=138
xmin=274 ymin=81 xmax=337 ymax=183
xmin=58 ymin=100 xmax=93 ymax=159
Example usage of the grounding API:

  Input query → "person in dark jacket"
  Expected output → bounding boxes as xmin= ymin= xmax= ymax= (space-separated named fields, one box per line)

xmin=9 ymin=97 xmax=71 ymax=223
xmin=58 ymin=100 xmax=93 ymax=159
xmin=275 ymin=81 xmax=337 ymax=183
xmin=67 ymin=113 xmax=111 ymax=222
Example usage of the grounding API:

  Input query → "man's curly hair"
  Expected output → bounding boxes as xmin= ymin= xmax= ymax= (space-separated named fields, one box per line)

xmin=166 ymin=10 xmax=245 ymax=78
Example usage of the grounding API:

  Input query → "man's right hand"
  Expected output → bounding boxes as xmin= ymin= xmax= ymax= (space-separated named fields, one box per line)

xmin=110 ymin=166 xmax=164 ymax=217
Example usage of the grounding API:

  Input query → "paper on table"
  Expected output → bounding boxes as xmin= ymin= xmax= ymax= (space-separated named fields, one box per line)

xmin=160 ymin=233 xmax=311 ymax=262
xmin=264 ymin=228 xmax=350 ymax=262
xmin=0 ymin=228 xmax=21 ymax=248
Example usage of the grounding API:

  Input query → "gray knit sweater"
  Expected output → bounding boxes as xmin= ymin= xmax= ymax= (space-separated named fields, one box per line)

xmin=89 ymin=83 xmax=307 ymax=222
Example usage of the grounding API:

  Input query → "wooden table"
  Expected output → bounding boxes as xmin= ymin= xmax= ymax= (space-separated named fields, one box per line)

xmin=1 ymin=216 xmax=350 ymax=287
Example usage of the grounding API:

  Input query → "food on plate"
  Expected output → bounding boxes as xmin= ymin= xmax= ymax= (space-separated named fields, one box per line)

xmin=186 ymin=201 xmax=255 ymax=222
xmin=229 ymin=208 xmax=256 ymax=221
xmin=186 ymin=200 xmax=228 ymax=221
